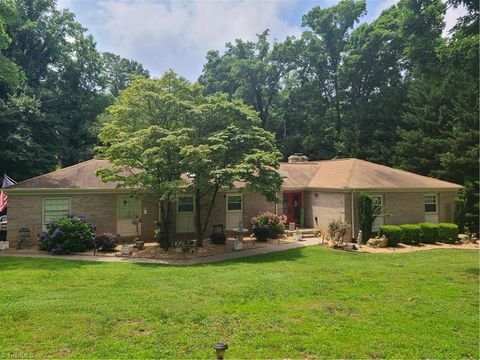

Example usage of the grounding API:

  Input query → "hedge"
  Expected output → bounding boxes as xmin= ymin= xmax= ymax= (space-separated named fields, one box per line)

xmin=418 ymin=223 xmax=439 ymax=244
xmin=378 ymin=225 xmax=403 ymax=246
xmin=399 ymin=224 xmax=422 ymax=245
xmin=438 ymin=223 xmax=458 ymax=244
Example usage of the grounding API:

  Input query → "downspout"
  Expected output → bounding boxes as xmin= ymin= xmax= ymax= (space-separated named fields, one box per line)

xmin=351 ymin=189 xmax=355 ymax=241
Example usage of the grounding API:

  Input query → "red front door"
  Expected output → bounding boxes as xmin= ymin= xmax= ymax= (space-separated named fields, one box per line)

xmin=283 ymin=192 xmax=302 ymax=225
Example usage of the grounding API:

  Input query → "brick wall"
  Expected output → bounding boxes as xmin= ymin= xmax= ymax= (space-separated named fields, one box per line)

xmin=6 ymin=195 xmax=43 ymax=248
xmin=346 ymin=190 xmax=459 ymax=240
xmin=6 ymin=193 xmax=160 ymax=248
xmin=242 ymin=192 xmax=276 ymax=230
xmin=304 ymin=191 xmax=347 ymax=231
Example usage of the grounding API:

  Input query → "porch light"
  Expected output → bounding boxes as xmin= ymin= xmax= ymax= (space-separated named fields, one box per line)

xmin=213 ymin=343 xmax=228 ymax=360
xmin=123 ymin=199 xmax=128 ymax=207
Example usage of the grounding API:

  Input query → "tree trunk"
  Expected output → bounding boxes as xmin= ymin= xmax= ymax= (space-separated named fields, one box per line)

xmin=159 ymin=199 xmax=173 ymax=250
xmin=201 ymin=184 xmax=221 ymax=238
xmin=194 ymin=189 xmax=203 ymax=247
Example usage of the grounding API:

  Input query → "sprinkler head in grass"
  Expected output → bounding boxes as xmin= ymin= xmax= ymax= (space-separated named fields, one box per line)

xmin=213 ymin=342 xmax=228 ymax=360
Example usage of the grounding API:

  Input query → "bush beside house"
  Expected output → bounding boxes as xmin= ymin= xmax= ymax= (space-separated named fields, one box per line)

xmin=399 ymin=224 xmax=422 ymax=245
xmin=378 ymin=225 xmax=403 ymax=246
xmin=378 ymin=223 xmax=458 ymax=246
xmin=438 ymin=223 xmax=459 ymax=244
xmin=39 ymin=215 xmax=96 ymax=254
xmin=418 ymin=223 xmax=439 ymax=244
xmin=251 ymin=212 xmax=286 ymax=241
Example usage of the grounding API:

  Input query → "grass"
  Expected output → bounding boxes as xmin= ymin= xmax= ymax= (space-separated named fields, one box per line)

xmin=0 ymin=247 xmax=478 ymax=359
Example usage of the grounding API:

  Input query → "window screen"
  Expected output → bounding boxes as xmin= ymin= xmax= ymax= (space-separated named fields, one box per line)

xmin=424 ymin=195 xmax=437 ymax=213
xmin=178 ymin=197 xmax=194 ymax=212
xmin=227 ymin=195 xmax=242 ymax=211
xmin=44 ymin=198 xmax=70 ymax=225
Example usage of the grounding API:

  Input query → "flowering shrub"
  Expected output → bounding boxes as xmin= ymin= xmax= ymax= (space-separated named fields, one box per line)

xmin=39 ymin=215 xmax=96 ymax=254
xmin=93 ymin=233 xmax=119 ymax=252
xmin=250 ymin=211 xmax=286 ymax=240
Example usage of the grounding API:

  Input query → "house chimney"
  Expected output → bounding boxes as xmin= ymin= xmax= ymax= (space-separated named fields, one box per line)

xmin=288 ymin=153 xmax=309 ymax=163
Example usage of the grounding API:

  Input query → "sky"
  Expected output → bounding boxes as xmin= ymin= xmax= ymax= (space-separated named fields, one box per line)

xmin=56 ymin=0 xmax=467 ymax=81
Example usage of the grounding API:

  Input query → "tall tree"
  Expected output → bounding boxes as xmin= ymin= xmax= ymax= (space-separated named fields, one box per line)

xmin=199 ymin=30 xmax=294 ymax=130
xmin=97 ymin=72 xmax=282 ymax=247
xmin=0 ymin=0 xmax=119 ymax=178
xmin=302 ymin=0 xmax=366 ymax=134
xmin=102 ymin=52 xmax=150 ymax=97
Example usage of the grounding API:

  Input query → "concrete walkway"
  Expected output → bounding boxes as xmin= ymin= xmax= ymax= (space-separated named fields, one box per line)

xmin=0 ymin=238 xmax=320 ymax=265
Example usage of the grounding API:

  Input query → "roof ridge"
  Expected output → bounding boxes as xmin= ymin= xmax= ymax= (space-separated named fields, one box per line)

xmin=10 ymin=159 xmax=101 ymax=188
xmin=345 ymin=158 xmax=358 ymax=188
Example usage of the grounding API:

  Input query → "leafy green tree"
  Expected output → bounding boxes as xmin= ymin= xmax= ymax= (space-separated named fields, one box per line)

xmin=199 ymin=30 xmax=294 ymax=131
xmin=96 ymin=73 xmax=198 ymax=248
xmin=102 ymin=52 xmax=150 ymax=97
xmin=302 ymin=0 xmax=366 ymax=134
xmin=180 ymin=93 xmax=282 ymax=245
xmin=97 ymin=72 xmax=283 ymax=247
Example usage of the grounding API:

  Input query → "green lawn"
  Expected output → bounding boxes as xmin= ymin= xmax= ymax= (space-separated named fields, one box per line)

xmin=0 ymin=247 xmax=478 ymax=359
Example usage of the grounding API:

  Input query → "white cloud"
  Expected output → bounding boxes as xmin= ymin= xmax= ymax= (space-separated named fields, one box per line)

xmin=92 ymin=0 xmax=301 ymax=80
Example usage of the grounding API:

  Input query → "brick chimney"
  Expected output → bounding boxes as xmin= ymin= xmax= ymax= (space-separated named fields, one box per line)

xmin=288 ymin=153 xmax=309 ymax=163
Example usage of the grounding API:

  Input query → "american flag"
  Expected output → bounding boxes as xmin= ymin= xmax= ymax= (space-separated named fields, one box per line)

xmin=0 ymin=175 xmax=16 ymax=212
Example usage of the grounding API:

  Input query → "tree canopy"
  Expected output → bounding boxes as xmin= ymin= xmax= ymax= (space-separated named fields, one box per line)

xmin=1 ymin=0 xmax=478 ymax=231
xmin=96 ymin=72 xmax=283 ymax=246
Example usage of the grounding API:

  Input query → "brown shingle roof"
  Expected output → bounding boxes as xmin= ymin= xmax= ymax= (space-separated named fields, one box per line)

xmin=8 ymin=158 xmax=462 ymax=191
xmin=8 ymin=159 xmax=119 ymax=189
xmin=280 ymin=158 xmax=462 ymax=190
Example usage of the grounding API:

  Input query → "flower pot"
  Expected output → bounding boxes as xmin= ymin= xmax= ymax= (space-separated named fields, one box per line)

xmin=120 ymin=245 xmax=132 ymax=255
xmin=135 ymin=240 xmax=144 ymax=250
xmin=0 ymin=241 xmax=9 ymax=251
xmin=293 ymin=233 xmax=303 ymax=241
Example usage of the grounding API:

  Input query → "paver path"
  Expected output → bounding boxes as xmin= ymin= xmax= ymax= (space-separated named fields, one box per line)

xmin=0 ymin=238 xmax=320 ymax=265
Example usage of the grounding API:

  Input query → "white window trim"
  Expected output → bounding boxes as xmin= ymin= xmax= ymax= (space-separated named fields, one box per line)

xmin=42 ymin=197 xmax=71 ymax=231
xmin=226 ymin=193 xmax=243 ymax=213
xmin=177 ymin=195 xmax=195 ymax=213
xmin=424 ymin=194 xmax=438 ymax=214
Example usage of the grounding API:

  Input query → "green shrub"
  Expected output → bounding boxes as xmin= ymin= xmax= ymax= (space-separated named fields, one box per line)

xmin=453 ymin=198 xmax=466 ymax=233
xmin=358 ymin=193 xmax=374 ymax=242
xmin=253 ymin=226 xmax=269 ymax=242
xmin=418 ymin=223 xmax=439 ymax=244
xmin=210 ymin=233 xmax=226 ymax=245
xmin=438 ymin=223 xmax=458 ymax=244
xmin=39 ymin=215 xmax=96 ymax=254
xmin=378 ymin=225 xmax=403 ymax=246
xmin=399 ymin=224 xmax=422 ymax=245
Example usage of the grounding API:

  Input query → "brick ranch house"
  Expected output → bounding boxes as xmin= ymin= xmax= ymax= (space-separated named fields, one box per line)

xmin=5 ymin=155 xmax=461 ymax=247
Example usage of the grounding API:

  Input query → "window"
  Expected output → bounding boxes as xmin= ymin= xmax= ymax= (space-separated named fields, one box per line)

xmin=227 ymin=195 xmax=242 ymax=211
xmin=424 ymin=195 xmax=437 ymax=213
xmin=43 ymin=198 xmax=70 ymax=226
xmin=178 ymin=196 xmax=194 ymax=212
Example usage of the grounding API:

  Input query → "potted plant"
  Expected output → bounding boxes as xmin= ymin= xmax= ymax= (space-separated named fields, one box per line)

xmin=293 ymin=229 xmax=303 ymax=241
xmin=134 ymin=238 xmax=145 ymax=250
xmin=253 ymin=226 xmax=269 ymax=242
xmin=0 ymin=238 xmax=8 ymax=251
